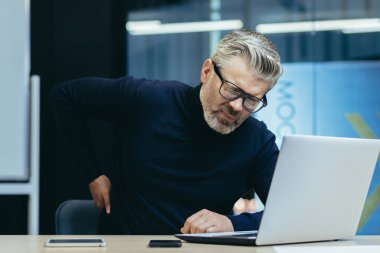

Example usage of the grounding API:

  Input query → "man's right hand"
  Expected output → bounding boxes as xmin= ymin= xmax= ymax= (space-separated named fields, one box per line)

xmin=89 ymin=175 xmax=112 ymax=214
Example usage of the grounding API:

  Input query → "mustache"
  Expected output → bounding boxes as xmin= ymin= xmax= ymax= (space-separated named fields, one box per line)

xmin=224 ymin=105 xmax=239 ymax=116
xmin=211 ymin=104 xmax=240 ymax=117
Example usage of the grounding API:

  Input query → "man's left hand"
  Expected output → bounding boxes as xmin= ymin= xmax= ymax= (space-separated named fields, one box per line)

xmin=181 ymin=209 xmax=234 ymax=234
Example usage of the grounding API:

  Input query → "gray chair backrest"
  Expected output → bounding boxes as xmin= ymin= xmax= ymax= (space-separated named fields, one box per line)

xmin=55 ymin=199 xmax=100 ymax=235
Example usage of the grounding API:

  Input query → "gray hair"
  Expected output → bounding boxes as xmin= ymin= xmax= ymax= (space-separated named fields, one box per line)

xmin=211 ymin=29 xmax=282 ymax=88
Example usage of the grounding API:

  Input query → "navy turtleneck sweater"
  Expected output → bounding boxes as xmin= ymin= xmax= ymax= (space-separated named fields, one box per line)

xmin=50 ymin=76 xmax=279 ymax=234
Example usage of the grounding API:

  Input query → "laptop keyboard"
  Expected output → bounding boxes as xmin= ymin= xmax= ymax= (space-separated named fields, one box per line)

xmin=222 ymin=232 xmax=258 ymax=238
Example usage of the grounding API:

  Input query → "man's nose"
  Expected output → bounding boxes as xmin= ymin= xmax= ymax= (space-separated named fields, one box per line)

xmin=228 ymin=97 xmax=244 ymax=112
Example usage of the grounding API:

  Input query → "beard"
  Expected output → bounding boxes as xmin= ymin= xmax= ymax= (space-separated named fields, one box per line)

xmin=203 ymin=105 xmax=243 ymax=135
xmin=199 ymin=79 xmax=244 ymax=135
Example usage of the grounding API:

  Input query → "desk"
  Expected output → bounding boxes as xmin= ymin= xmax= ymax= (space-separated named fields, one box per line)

xmin=1 ymin=235 xmax=379 ymax=253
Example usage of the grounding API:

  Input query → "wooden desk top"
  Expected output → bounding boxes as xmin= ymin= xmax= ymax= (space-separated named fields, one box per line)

xmin=1 ymin=235 xmax=379 ymax=253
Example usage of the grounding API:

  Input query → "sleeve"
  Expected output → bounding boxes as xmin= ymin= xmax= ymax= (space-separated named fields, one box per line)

xmin=49 ymin=76 xmax=142 ymax=183
xmin=227 ymin=123 xmax=279 ymax=231
xmin=228 ymin=211 xmax=263 ymax=231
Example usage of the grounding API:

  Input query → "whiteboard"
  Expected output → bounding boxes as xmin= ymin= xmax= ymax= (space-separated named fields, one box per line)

xmin=0 ymin=0 xmax=30 ymax=180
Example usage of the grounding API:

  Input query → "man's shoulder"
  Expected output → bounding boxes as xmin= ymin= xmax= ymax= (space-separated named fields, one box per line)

xmin=243 ymin=116 xmax=268 ymax=131
xmin=238 ymin=116 xmax=275 ymax=141
xmin=120 ymin=76 xmax=192 ymax=90
xmin=117 ymin=76 xmax=195 ymax=109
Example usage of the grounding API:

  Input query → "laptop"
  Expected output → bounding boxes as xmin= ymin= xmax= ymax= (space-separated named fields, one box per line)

xmin=175 ymin=135 xmax=380 ymax=246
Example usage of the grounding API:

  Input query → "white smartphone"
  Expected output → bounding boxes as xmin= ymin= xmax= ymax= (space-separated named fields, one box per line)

xmin=45 ymin=238 xmax=106 ymax=247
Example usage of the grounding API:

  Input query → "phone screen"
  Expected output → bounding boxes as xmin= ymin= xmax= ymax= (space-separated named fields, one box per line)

xmin=49 ymin=239 xmax=103 ymax=244
xmin=45 ymin=238 xmax=106 ymax=247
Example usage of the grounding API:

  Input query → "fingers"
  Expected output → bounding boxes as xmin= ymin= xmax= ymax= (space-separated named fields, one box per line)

xmin=103 ymin=190 xmax=111 ymax=214
xmin=193 ymin=218 xmax=216 ymax=234
xmin=94 ymin=198 xmax=104 ymax=209
xmin=89 ymin=175 xmax=112 ymax=213
xmin=181 ymin=209 xmax=210 ymax=234
xmin=89 ymin=185 xmax=104 ymax=209
xmin=190 ymin=212 xmax=216 ymax=233
xmin=181 ymin=209 xmax=234 ymax=234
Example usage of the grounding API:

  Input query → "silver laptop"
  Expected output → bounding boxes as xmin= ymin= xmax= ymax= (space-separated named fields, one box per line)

xmin=175 ymin=135 xmax=380 ymax=246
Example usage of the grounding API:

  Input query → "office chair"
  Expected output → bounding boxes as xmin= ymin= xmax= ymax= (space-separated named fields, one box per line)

xmin=55 ymin=199 xmax=100 ymax=235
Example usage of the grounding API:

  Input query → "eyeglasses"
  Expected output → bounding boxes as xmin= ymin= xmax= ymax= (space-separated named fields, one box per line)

xmin=212 ymin=61 xmax=267 ymax=113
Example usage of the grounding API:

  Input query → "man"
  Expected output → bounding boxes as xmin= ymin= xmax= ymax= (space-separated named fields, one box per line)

xmin=50 ymin=29 xmax=282 ymax=235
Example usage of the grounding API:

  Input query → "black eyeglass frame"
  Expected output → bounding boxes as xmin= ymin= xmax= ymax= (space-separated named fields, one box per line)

xmin=212 ymin=61 xmax=268 ymax=113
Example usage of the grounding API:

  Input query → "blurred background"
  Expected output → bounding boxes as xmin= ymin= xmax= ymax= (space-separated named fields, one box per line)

xmin=0 ymin=0 xmax=379 ymax=235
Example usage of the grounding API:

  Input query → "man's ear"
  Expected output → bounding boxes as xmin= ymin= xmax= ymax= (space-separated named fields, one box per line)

xmin=200 ymin=59 xmax=213 ymax=85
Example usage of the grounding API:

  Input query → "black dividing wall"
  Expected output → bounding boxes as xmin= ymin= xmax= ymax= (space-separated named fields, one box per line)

xmin=31 ymin=0 xmax=185 ymax=235
xmin=31 ymin=0 xmax=126 ymax=234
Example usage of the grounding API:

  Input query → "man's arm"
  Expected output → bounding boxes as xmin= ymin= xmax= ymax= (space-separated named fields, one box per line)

xmin=227 ymin=128 xmax=279 ymax=231
xmin=50 ymin=76 xmax=140 ymax=211
xmin=181 ymin=125 xmax=278 ymax=233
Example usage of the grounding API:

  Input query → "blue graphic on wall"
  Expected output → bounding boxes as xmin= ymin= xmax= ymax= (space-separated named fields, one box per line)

xmin=257 ymin=61 xmax=380 ymax=235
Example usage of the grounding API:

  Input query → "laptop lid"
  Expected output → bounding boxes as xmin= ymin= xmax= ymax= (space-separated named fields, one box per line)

xmin=175 ymin=135 xmax=380 ymax=246
xmin=256 ymin=135 xmax=380 ymax=245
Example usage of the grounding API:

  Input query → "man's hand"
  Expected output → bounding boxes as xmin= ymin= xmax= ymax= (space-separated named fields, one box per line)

xmin=89 ymin=175 xmax=112 ymax=214
xmin=181 ymin=209 xmax=234 ymax=234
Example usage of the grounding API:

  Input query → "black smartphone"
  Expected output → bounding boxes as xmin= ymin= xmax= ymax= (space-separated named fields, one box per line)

xmin=148 ymin=240 xmax=182 ymax=248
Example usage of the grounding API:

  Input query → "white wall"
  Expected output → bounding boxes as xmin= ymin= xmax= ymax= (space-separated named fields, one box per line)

xmin=0 ymin=0 xmax=30 ymax=180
